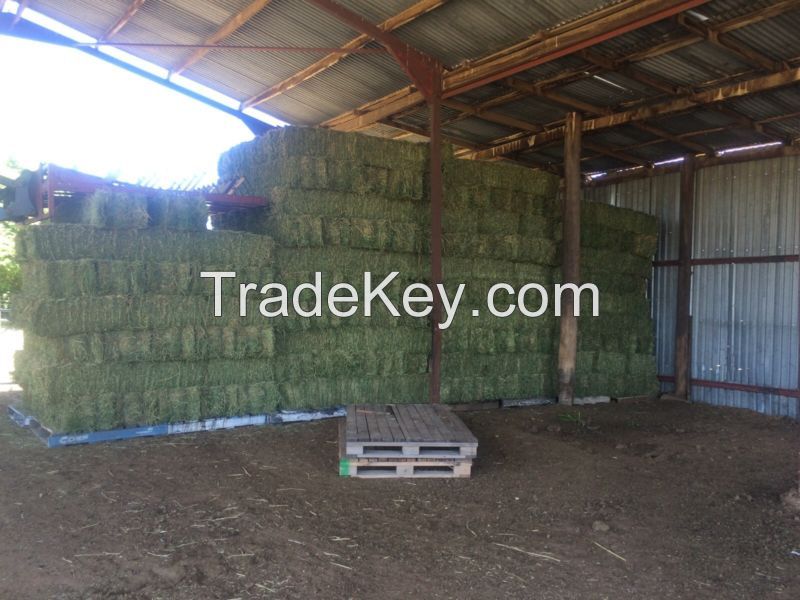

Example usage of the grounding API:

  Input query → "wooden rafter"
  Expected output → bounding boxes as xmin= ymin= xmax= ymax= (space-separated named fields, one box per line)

xmin=382 ymin=119 xmax=486 ymax=152
xmin=676 ymin=13 xmax=785 ymax=73
xmin=242 ymin=0 xmax=445 ymax=109
xmin=441 ymin=96 xmax=649 ymax=166
xmin=504 ymin=78 xmax=714 ymax=155
xmin=100 ymin=0 xmax=146 ymax=41
xmin=322 ymin=0 xmax=712 ymax=131
xmin=11 ymin=0 xmax=29 ymax=26
xmin=578 ymin=47 xmax=792 ymax=147
xmin=470 ymin=66 xmax=800 ymax=160
xmin=626 ymin=0 xmax=800 ymax=63
xmin=172 ymin=0 xmax=273 ymax=76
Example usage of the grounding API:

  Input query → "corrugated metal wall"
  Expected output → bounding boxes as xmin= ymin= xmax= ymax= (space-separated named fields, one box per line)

xmin=584 ymin=156 xmax=800 ymax=419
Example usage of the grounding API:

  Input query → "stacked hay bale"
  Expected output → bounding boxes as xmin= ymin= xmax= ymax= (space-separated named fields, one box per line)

xmin=13 ymin=192 xmax=278 ymax=432
xmin=11 ymin=128 xmax=660 ymax=434
xmin=215 ymin=128 xmax=432 ymax=408
xmin=440 ymin=158 xmax=561 ymax=403
xmin=578 ymin=202 xmax=659 ymax=397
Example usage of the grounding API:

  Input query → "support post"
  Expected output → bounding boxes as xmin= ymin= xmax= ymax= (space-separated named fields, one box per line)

xmin=428 ymin=72 xmax=443 ymax=404
xmin=558 ymin=112 xmax=582 ymax=405
xmin=675 ymin=155 xmax=695 ymax=398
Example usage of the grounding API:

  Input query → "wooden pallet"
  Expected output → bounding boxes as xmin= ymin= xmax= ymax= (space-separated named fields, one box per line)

xmin=344 ymin=404 xmax=478 ymax=460
xmin=339 ymin=456 xmax=473 ymax=479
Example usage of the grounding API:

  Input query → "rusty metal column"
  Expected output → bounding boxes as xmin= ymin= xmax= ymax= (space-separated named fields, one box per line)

xmin=558 ymin=112 xmax=582 ymax=406
xmin=428 ymin=72 xmax=443 ymax=404
xmin=675 ymin=155 xmax=695 ymax=399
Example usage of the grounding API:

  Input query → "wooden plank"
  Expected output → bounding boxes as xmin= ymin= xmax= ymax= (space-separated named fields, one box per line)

xmin=362 ymin=406 xmax=384 ymax=442
xmin=431 ymin=405 xmax=478 ymax=443
xmin=410 ymin=404 xmax=445 ymax=442
xmin=420 ymin=404 xmax=453 ymax=442
xmin=382 ymin=405 xmax=406 ymax=442
xmin=391 ymin=403 xmax=423 ymax=441
xmin=373 ymin=405 xmax=396 ymax=442
xmin=171 ymin=0 xmax=274 ymax=75
xmin=101 ymin=0 xmax=146 ymax=41
xmin=242 ymin=0 xmax=445 ymax=108
xmin=355 ymin=405 xmax=370 ymax=442
xmin=345 ymin=405 xmax=357 ymax=440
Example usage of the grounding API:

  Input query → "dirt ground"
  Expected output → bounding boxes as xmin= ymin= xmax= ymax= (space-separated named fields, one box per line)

xmin=0 ymin=394 xmax=798 ymax=600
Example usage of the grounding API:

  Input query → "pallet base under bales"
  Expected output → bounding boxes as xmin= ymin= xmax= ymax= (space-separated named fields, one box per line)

xmin=7 ymin=404 xmax=344 ymax=448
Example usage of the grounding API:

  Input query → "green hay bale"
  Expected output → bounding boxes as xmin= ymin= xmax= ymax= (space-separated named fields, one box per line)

xmin=275 ymin=246 xmax=427 ymax=279
xmin=222 ymin=156 xmax=427 ymax=200
xmin=277 ymin=326 xmax=428 ymax=355
xmin=273 ymin=351 xmax=427 ymax=381
xmin=268 ymin=188 xmax=425 ymax=221
xmin=441 ymin=373 xmax=555 ymax=404
xmin=19 ymin=358 xmax=279 ymax=405
xmin=579 ymin=315 xmax=653 ymax=354
xmin=582 ymin=224 xmax=658 ymax=259
xmin=278 ymin=374 xmax=429 ymax=409
xmin=16 ymin=224 xmax=274 ymax=264
xmin=23 ymin=326 xmax=275 ymax=366
xmin=582 ymin=202 xmax=658 ymax=236
xmin=28 ymin=381 xmax=283 ymax=433
xmin=627 ymin=353 xmax=658 ymax=378
xmin=322 ymin=217 xmax=425 ymax=254
xmin=146 ymin=193 xmax=209 ymax=231
xmin=444 ymin=157 xmax=558 ymax=195
xmin=444 ymin=256 xmax=558 ymax=279
xmin=443 ymin=322 xmax=556 ymax=355
xmin=13 ymin=293 xmax=428 ymax=337
xmin=442 ymin=352 xmax=553 ymax=378
xmin=20 ymin=259 xmax=273 ymax=298
xmin=219 ymin=127 xmax=431 ymax=176
xmin=594 ymin=352 xmax=628 ymax=377
xmin=443 ymin=234 xmax=557 ymax=264
xmin=581 ymin=248 xmax=652 ymax=277
xmin=54 ymin=190 xmax=150 ymax=229
xmin=583 ymin=270 xmax=647 ymax=295
xmin=268 ymin=214 xmax=324 ymax=246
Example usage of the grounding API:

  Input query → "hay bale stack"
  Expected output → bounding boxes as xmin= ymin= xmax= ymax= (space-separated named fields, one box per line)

xmin=441 ymin=158 xmax=560 ymax=403
xmin=13 ymin=193 xmax=280 ymax=432
xmin=215 ymin=127 xmax=432 ymax=407
xmin=13 ymin=127 xmax=660 ymax=433
xmin=578 ymin=203 xmax=659 ymax=397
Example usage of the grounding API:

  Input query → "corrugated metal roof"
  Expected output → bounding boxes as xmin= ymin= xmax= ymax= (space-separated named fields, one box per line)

xmin=13 ymin=0 xmax=800 ymax=172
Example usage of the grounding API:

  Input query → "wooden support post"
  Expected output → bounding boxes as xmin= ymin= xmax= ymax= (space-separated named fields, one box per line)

xmin=429 ymin=74 xmax=443 ymax=404
xmin=675 ymin=155 xmax=695 ymax=398
xmin=558 ymin=112 xmax=582 ymax=405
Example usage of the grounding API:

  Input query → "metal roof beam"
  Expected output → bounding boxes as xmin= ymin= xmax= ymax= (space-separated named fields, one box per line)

xmin=626 ymin=0 xmax=800 ymax=63
xmin=242 ymin=0 xmax=445 ymax=110
xmin=171 ymin=0 xmax=274 ymax=76
xmin=322 ymin=0 xmax=712 ymax=131
xmin=676 ymin=13 xmax=786 ymax=73
xmin=505 ymin=78 xmax=714 ymax=155
xmin=304 ymin=0 xmax=441 ymax=102
xmin=100 ymin=0 xmax=146 ymax=41
xmin=470 ymin=66 xmax=800 ymax=160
